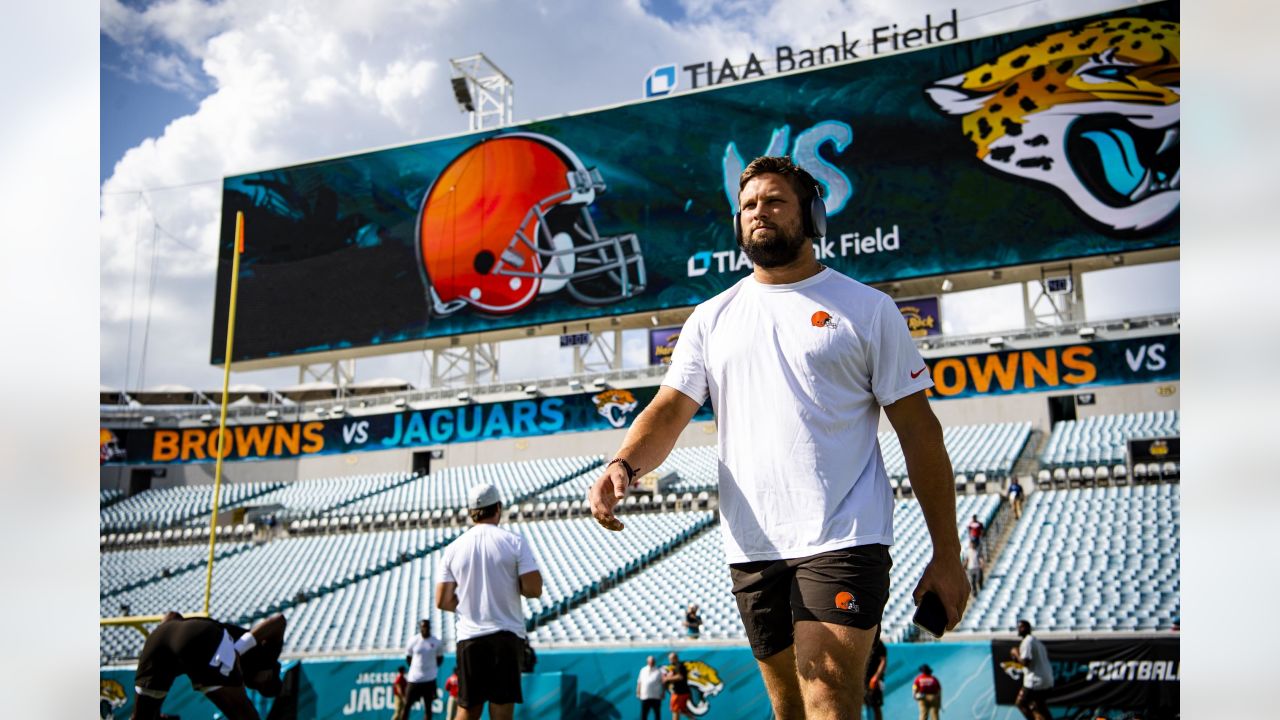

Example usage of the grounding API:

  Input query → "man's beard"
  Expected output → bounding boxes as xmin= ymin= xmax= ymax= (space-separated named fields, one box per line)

xmin=740 ymin=224 xmax=809 ymax=269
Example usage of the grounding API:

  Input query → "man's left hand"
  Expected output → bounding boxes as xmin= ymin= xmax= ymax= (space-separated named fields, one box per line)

xmin=912 ymin=553 xmax=971 ymax=631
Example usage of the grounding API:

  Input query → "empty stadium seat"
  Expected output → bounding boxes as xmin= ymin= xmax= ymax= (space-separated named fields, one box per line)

xmin=1112 ymin=464 xmax=1129 ymax=485
xmin=1052 ymin=468 xmax=1067 ymax=486
xmin=1036 ymin=469 xmax=1052 ymax=488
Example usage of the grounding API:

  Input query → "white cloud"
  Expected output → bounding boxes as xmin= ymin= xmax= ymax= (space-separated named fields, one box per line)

xmin=101 ymin=0 xmax=1150 ymax=391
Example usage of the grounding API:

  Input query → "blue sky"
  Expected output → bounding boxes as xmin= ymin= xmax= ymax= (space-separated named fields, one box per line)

xmin=98 ymin=0 xmax=1177 ymax=391
xmin=101 ymin=35 xmax=199 ymax=183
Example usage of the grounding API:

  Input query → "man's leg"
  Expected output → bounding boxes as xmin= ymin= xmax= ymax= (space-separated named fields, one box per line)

xmin=487 ymin=702 xmax=514 ymax=720
xmin=455 ymin=702 xmax=484 ymax=720
xmin=755 ymin=645 xmax=804 ymax=720
xmin=204 ymin=687 xmax=262 ymax=720
xmin=130 ymin=694 xmax=163 ymax=720
xmin=793 ymin=620 xmax=876 ymax=720
xmin=1014 ymin=689 xmax=1036 ymax=719
xmin=419 ymin=681 xmax=436 ymax=720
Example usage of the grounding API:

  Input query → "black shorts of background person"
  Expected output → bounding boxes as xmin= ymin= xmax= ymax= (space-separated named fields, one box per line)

xmin=455 ymin=630 xmax=525 ymax=713
xmin=131 ymin=612 xmax=286 ymax=720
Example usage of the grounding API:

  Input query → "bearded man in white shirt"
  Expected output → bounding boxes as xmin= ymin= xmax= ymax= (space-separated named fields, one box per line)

xmin=589 ymin=156 xmax=970 ymax=720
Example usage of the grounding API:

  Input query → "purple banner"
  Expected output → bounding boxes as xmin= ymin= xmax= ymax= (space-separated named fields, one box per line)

xmin=896 ymin=296 xmax=941 ymax=337
xmin=649 ymin=326 xmax=682 ymax=365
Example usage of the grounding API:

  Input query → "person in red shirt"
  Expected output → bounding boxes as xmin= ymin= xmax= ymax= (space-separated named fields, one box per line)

xmin=391 ymin=666 xmax=408 ymax=719
xmin=912 ymin=664 xmax=942 ymax=720
xmin=967 ymin=515 xmax=984 ymax=547
xmin=443 ymin=672 xmax=459 ymax=720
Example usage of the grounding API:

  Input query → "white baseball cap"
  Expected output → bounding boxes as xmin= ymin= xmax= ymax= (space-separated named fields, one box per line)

xmin=467 ymin=482 xmax=502 ymax=509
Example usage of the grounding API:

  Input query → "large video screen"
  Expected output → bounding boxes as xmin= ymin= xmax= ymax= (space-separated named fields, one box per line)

xmin=213 ymin=2 xmax=1178 ymax=364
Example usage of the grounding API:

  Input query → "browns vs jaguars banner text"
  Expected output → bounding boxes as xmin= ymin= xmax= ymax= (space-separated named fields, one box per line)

xmin=213 ymin=2 xmax=1178 ymax=364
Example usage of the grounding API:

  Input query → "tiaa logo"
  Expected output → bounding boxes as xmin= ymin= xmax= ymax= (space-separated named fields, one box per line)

xmin=592 ymin=389 xmax=639 ymax=429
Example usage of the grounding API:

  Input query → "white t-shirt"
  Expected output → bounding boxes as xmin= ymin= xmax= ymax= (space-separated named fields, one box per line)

xmin=964 ymin=545 xmax=982 ymax=571
xmin=637 ymin=665 xmax=665 ymax=700
xmin=663 ymin=267 xmax=933 ymax=562
xmin=1019 ymin=634 xmax=1054 ymax=689
xmin=438 ymin=523 xmax=540 ymax=641
xmin=405 ymin=635 xmax=444 ymax=683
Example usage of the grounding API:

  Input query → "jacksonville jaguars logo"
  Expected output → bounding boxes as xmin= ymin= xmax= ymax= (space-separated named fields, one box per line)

xmin=591 ymin=389 xmax=639 ymax=429
xmin=667 ymin=660 xmax=725 ymax=717
xmin=100 ymin=679 xmax=127 ymax=719
xmin=926 ymin=18 xmax=1179 ymax=234
xmin=1000 ymin=660 xmax=1027 ymax=682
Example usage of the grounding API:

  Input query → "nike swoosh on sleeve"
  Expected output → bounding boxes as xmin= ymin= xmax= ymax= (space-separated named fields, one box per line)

xmin=910 ymin=367 xmax=927 ymax=379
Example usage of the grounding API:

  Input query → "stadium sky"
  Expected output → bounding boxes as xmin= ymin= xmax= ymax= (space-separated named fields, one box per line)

xmin=99 ymin=0 xmax=1179 ymax=394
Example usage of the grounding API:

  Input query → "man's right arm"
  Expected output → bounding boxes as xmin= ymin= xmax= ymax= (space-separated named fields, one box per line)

xmin=435 ymin=581 xmax=459 ymax=612
xmin=589 ymin=386 xmax=701 ymax=531
xmin=518 ymin=570 xmax=543 ymax=598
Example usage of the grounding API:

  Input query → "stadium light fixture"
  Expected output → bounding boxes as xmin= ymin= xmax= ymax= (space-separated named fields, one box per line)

xmin=568 ymin=379 xmax=583 ymax=392
xmin=650 ymin=314 xmax=660 ymax=326
xmin=330 ymin=405 xmax=345 ymax=416
xmin=450 ymin=76 xmax=475 ymax=112
xmin=1079 ymin=326 xmax=1096 ymax=340
xmin=589 ymin=377 xmax=607 ymax=389
xmin=456 ymin=391 xmax=472 ymax=403
xmin=265 ymin=409 xmax=280 ymax=421
xmin=940 ymin=278 xmax=954 ymax=292
xmin=199 ymin=413 xmax=214 ymax=424
xmin=522 ymin=384 xmax=540 ymax=396
xmin=141 ymin=415 xmax=156 ymax=425
xmin=987 ymin=336 xmax=1005 ymax=349
xmin=394 ymin=397 xmax=407 ymax=408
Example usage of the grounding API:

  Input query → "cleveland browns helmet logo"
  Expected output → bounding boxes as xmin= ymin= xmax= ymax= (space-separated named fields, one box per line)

xmin=811 ymin=310 xmax=839 ymax=329
xmin=835 ymin=591 xmax=861 ymax=612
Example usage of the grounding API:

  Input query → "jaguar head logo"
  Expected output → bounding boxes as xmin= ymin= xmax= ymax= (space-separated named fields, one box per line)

xmin=592 ymin=389 xmax=638 ymax=429
xmin=926 ymin=18 xmax=1179 ymax=234
xmin=100 ymin=679 xmax=127 ymax=719
xmin=671 ymin=660 xmax=724 ymax=717
xmin=1000 ymin=660 xmax=1027 ymax=681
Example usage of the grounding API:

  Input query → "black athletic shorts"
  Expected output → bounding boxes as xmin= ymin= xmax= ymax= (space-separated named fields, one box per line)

xmin=730 ymin=544 xmax=893 ymax=660
xmin=456 ymin=631 xmax=524 ymax=707
xmin=864 ymin=684 xmax=884 ymax=707
xmin=135 ymin=618 xmax=247 ymax=697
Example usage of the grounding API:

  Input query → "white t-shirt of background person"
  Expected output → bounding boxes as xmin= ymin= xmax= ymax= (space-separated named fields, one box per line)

xmin=405 ymin=634 xmax=444 ymax=683
xmin=637 ymin=665 xmax=665 ymax=700
xmin=965 ymin=545 xmax=983 ymax=571
xmin=662 ymin=267 xmax=934 ymax=563
xmin=438 ymin=523 xmax=540 ymax=642
xmin=1019 ymin=634 xmax=1055 ymax=689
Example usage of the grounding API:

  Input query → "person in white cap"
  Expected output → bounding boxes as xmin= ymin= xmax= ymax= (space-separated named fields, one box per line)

xmin=435 ymin=483 xmax=542 ymax=720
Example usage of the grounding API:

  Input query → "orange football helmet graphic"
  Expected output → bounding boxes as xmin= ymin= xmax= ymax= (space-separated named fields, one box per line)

xmin=416 ymin=132 xmax=645 ymax=317
xmin=835 ymin=591 xmax=859 ymax=611
xmin=811 ymin=310 xmax=836 ymax=328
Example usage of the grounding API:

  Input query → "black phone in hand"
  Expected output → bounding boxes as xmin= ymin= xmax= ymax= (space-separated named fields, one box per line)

xmin=912 ymin=591 xmax=948 ymax=638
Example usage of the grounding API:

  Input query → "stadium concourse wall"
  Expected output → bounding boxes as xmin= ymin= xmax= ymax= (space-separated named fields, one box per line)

xmin=100 ymin=641 xmax=998 ymax=719
xmin=99 ymin=379 xmax=1177 ymax=493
